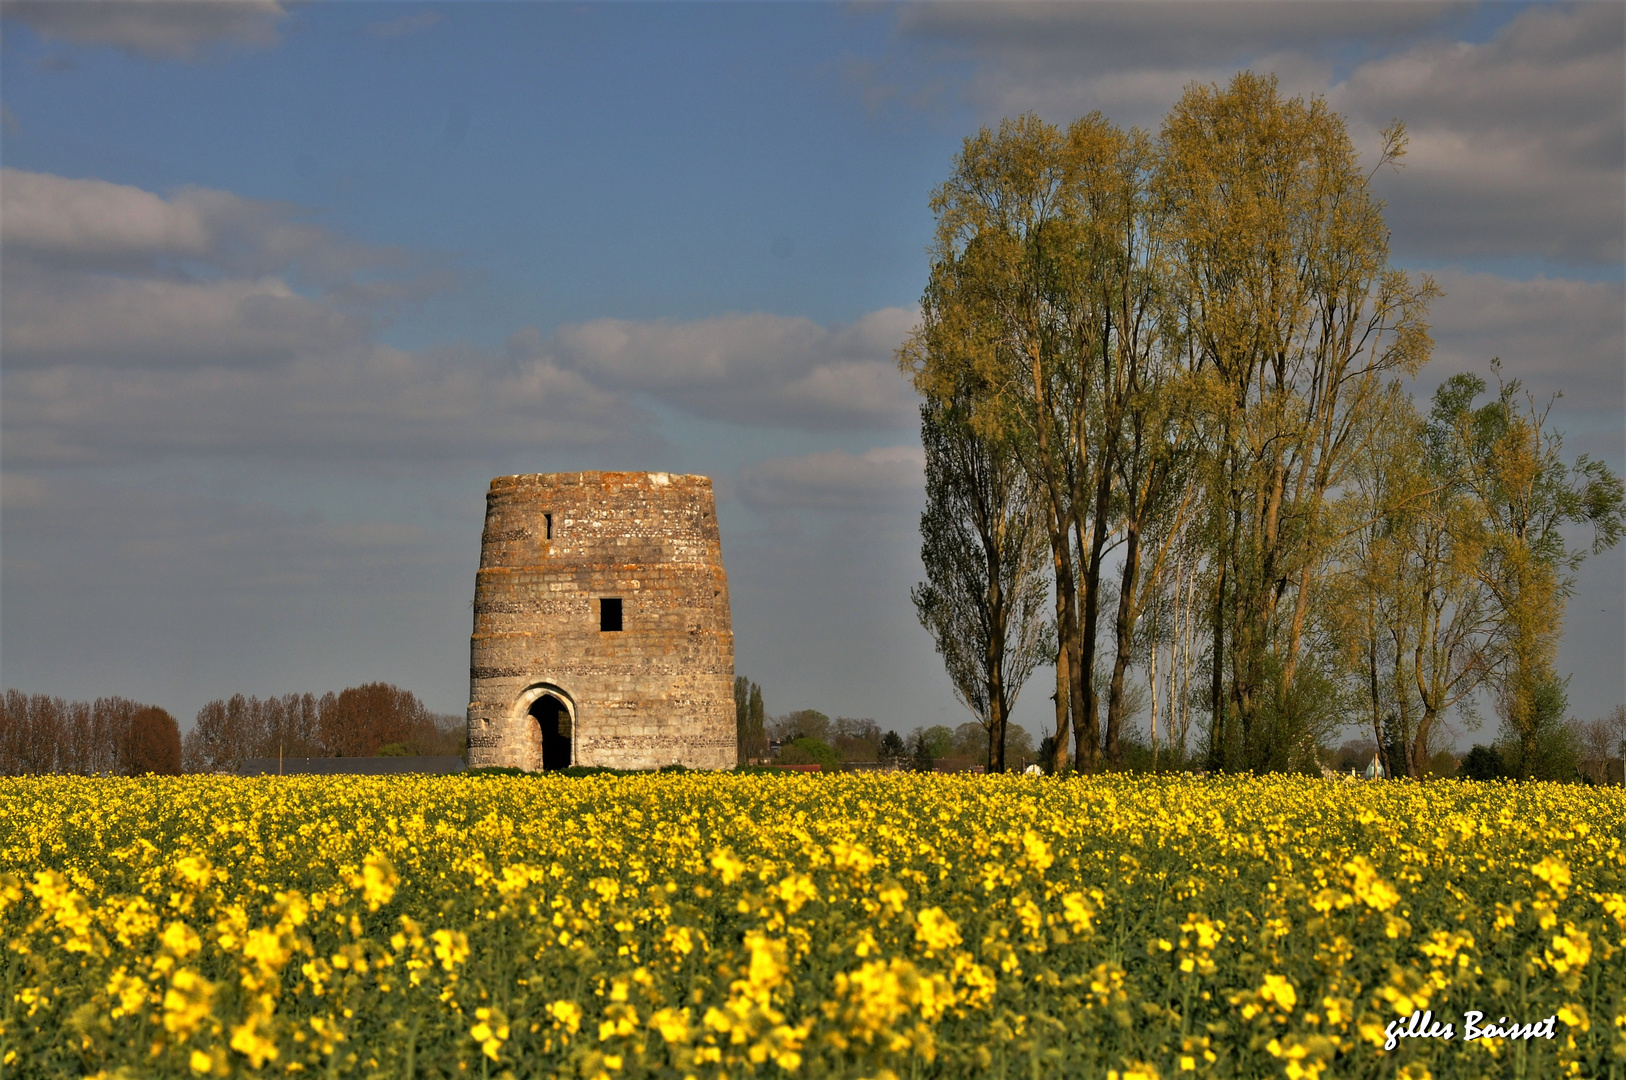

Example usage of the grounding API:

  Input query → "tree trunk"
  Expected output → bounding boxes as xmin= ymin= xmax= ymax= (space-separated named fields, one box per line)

xmin=1050 ymin=531 xmax=1075 ymax=773
xmin=1075 ymin=468 xmax=1113 ymax=771
xmin=1105 ymin=520 xmax=1143 ymax=768
xmin=1208 ymin=548 xmax=1228 ymax=772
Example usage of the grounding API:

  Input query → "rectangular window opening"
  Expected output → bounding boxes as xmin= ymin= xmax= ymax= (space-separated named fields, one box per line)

xmin=600 ymin=597 xmax=623 ymax=632
xmin=544 ymin=513 xmax=553 ymax=540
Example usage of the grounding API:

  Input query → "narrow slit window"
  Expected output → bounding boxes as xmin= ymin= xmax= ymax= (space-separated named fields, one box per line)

xmin=544 ymin=513 xmax=553 ymax=540
xmin=600 ymin=597 xmax=623 ymax=632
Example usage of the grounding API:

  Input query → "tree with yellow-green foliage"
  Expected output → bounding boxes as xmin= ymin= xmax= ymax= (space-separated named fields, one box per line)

xmin=904 ymin=72 xmax=1619 ymax=777
xmin=1429 ymin=362 xmax=1622 ymax=777
xmin=904 ymin=109 xmax=1183 ymax=772
xmin=734 ymin=677 xmax=767 ymax=764
xmin=906 ymin=73 xmax=1437 ymax=773
xmin=1331 ymin=385 xmax=1504 ymax=779
xmin=1158 ymin=73 xmax=1438 ymax=773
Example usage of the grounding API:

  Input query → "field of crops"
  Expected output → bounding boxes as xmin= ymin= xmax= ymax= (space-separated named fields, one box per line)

xmin=2 ymin=773 xmax=1622 ymax=1079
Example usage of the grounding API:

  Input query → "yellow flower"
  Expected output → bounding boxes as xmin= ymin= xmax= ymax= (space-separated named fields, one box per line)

xmin=471 ymin=1006 xmax=509 ymax=1060
xmin=173 ymin=855 xmax=214 ymax=890
xmin=1021 ymin=830 xmax=1053 ymax=873
xmin=1531 ymin=856 xmax=1571 ymax=898
xmin=914 ymin=907 xmax=961 ymax=952
xmin=360 ymin=851 xmax=398 ymax=911
xmin=1259 ymin=973 xmax=1297 ymax=1012
xmin=162 ymin=968 xmax=217 ymax=1041
xmin=1557 ymin=1003 xmax=1590 ymax=1032
xmin=649 ymin=1006 xmax=692 ymax=1044
xmin=162 ymin=921 xmax=203 ymax=959
xmin=431 ymin=929 xmax=468 ymax=971
xmin=1547 ymin=925 xmax=1591 ymax=974
xmin=230 ymin=1005 xmax=281 ymax=1068
xmin=546 ymin=1000 xmax=583 ymax=1034
xmin=709 ymin=847 xmax=747 ymax=884
xmin=1343 ymin=856 xmax=1400 ymax=912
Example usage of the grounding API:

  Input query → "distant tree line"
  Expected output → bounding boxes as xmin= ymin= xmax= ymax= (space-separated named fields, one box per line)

xmin=903 ymin=71 xmax=1624 ymax=778
xmin=2 ymin=682 xmax=463 ymax=776
xmin=184 ymin=683 xmax=463 ymax=773
xmin=756 ymin=706 xmax=1037 ymax=773
xmin=1 ymin=692 xmax=181 ymax=776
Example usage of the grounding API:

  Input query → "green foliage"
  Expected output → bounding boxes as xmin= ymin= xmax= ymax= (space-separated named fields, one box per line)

xmin=772 ymin=709 xmax=831 ymax=745
xmin=909 ymin=726 xmax=955 ymax=770
xmin=903 ymin=75 xmax=1620 ymax=781
xmin=775 ymin=737 xmax=837 ymax=771
xmin=831 ymin=718 xmax=882 ymax=763
xmin=1458 ymin=745 xmax=1505 ymax=782
xmin=910 ymin=400 xmax=1052 ymax=773
xmin=1430 ymin=365 xmax=1623 ymax=775
xmin=1499 ymin=677 xmax=1580 ymax=780
xmin=1423 ymin=749 xmax=1462 ymax=779
xmin=734 ymin=677 xmax=768 ymax=764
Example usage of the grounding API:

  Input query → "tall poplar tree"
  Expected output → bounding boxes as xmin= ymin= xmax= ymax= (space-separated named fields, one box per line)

xmin=904 ymin=113 xmax=1084 ymax=771
xmin=734 ymin=676 xmax=767 ymax=764
xmin=907 ymin=111 xmax=1163 ymax=771
xmin=1158 ymin=73 xmax=1437 ymax=771
xmin=910 ymin=399 xmax=1053 ymax=772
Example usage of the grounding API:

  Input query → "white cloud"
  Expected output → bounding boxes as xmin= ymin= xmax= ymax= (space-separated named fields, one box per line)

xmin=887 ymin=2 xmax=1621 ymax=266
xmin=541 ymin=307 xmax=921 ymax=430
xmin=3 ymin=270 xmax=367 ymax=369
xmin=0 ymin=169 xmax=923 ymax=470
xmin=1334 ymin=4 xmax=1624 ymax=263
xmin=0 ymin=169 xmax=433 ymax=287
xmin=0 ymin=169 xmax=658 ymax=467
xmin=0 ymin=169 xmax=448 ymax=372
xmin=891 ymin=1 xmax=1465 ymax=128
xmin=3 ymin=0 xmax=291 ymax=60
xmin=0 ymin=342 xmax=650 ymax=468
xmin=1 ymin=168 xmax=213 ymax=263
xmin=738 ymin=446 xmax=925 ymax=512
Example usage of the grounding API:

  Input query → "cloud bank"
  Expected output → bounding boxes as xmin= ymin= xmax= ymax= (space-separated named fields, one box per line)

xmin=890 ymin=1 xmax=1622 ymax=268
xmin=2 ymin=0 xmax=291 ymax=60
xmin=1 ymin=170 xmax=921 ymax=471
xmin=739 ymin=446 xmax=926 ymax=512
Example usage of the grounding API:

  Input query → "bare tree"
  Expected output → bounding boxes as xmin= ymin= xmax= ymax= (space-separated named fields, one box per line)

xmin=126 ymin=707 xmax=183 ymax=775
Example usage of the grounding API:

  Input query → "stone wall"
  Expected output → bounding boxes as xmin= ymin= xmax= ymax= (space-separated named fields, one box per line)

xmin=466 ymin=472 xmax=736 ymax=770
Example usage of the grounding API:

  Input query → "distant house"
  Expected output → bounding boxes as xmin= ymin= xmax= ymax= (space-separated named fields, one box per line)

xmin=237 ymin=756 xmax=465 ymax=776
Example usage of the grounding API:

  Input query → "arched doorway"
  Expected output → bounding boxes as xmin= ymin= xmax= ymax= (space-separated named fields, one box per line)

xmin=528 ymin=693 xmax=572 ymax=770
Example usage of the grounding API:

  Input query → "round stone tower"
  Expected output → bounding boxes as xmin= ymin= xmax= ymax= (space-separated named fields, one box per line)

xmin=466 ymin=471 xmax=736 ymax=771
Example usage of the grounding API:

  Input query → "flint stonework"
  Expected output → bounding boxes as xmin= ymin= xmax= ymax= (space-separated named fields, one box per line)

xmin=466 ymin=471 xmax=736 ymax=770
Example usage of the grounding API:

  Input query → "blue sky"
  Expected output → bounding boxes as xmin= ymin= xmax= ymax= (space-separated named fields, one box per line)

xmin=3 ymin=1 xmax=1622 ymax=745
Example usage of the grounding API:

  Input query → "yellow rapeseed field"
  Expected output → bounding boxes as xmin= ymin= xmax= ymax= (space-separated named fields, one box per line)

xmin=1 ymin=773 xmax=1621 ymax=1079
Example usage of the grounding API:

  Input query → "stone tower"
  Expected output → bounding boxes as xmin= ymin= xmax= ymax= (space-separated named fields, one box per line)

xmin=466 ymin=471 xmax=736 ymax=771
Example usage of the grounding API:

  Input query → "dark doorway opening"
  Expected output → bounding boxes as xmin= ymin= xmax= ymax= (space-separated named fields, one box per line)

xmin=528 ymin=695 xmax=571 ymax=770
